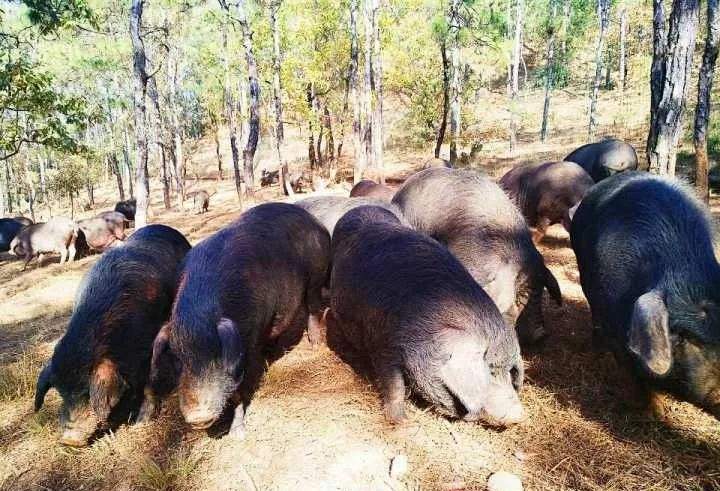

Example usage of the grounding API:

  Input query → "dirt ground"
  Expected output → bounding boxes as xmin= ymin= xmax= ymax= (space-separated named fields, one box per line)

xmin=2 ymin=89 xmax=720 ymax=491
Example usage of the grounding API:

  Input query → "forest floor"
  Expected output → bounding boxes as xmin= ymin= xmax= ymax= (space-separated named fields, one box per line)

xmin=2 ymin=88 xmax=720 ymax=491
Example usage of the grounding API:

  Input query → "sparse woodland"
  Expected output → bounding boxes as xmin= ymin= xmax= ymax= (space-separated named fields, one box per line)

xmin=3 ymin=1 xmax=720 ymax=490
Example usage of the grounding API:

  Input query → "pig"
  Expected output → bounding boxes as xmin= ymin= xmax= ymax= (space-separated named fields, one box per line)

xmin=77 ymin=217 xmax=125 ymax=253
xmin=0 ymin=218 xmax=25 ymax=252
xmin=499 ymin=161 xmax=595 ymax=242
xmin=187 ymin=189 xmax=210 ymax=214
xmin=144 ymin=203 xmax=330 ymax=438
xmin=571 ymin=172 xmax=720 ymax=420
xmin=9 ymin=217 xmax=79 ymax=269
xmin=393 ymin=168 xmax=561 ymax=345
xmin=349 ymin=179 xmax=396 ymax=201
xmin=13 ymin=216 xmax=33 ymax=227
xmin=114 ymin=199 xmax=136 ymax=221
xmin=33 ymin=224 xmax=191 ymax=446
xmin=564 ymin=139 xmax=638 ymax=182
xmin=328 ymin=205 xmax=525 ymax=426
xmin=296 ymin=195 xmax=409 ymax=236
xmin=96 ymin=211 xmax=130 ymax=232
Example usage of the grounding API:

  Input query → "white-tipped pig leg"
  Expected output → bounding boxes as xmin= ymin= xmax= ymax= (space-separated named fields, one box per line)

xmin=136 ymin=387 xmax=159 ymax=424
xmin=59 ymin=249 xmax=67 ymax=264
xmin=67 ymin=243 xmax=76 ymax=262
xmin=37 ymin=253 xmax=45 ymax=266
xmin=227 ymin=404 xmax=246 ymax=440
xmin=378 ymin=365 xmax=407 ymax=424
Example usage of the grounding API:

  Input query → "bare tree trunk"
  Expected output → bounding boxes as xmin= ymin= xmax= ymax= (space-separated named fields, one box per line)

xmin=362 ymin=0 xmax=374 ymax=173
xmin=371 ymin=0 xmax=384 ymax=183
xmin=508 ymin=0 xmax=523 ymax=155
xmin=619 ymin=8 xmax=627 ymax=94
xmin=448 ymin=0 xmax=462 ymax=164
xmin=23 ymin=158 xmax=35 ymax=221
xmin=0 ymin=165 xmax=5 ymax=217
xmin=435 ymin=38 xmax=450 ymax=159
xmin=130 ymin=0 xmax=149 ymax=227
xmin=324 ymin=106 xmax=335 ymax=166
xmin=540 ymin=0 xmax=557 ymax=142
xmin=307 ymin=83 xmax=317 ymax=170
xmin=349 ymin=0 xmax=364 ymax=183
xmin=213 ymin=123 xmax=223 ymax=180
xmin=694 ymin=0 xmax=719 ymax=202
xmin=269 ymin=0 xmax=293 ymax=196
xmin=236 ymin=0 xmax=260 ymax=196
xmin=588 ymin=0 xmax=610 ymax=138
xmin=122 ymin=128 xmax=134 ymax=198
xmin=167 ymin=47 xmax=185 ymax=206
xmin=109 ymin=153 xmax=125 ymax=201
xmin=647 ymin=0 xmax=700 ymax=175
xmin=39 ymin=156 xmax=47 ymax=203
xmin=221 ymin=14 xmax=242 ymax=202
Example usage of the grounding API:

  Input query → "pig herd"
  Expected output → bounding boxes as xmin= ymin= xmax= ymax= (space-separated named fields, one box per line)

xmin=18 ymin=138 xmax=720 ymax=451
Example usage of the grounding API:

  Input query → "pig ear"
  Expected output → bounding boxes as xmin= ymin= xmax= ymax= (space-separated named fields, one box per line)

xmin=149 ymin=323 xmax=172 ymax=383
xmin=34 ymin=362 xmax=54 ymax=411
xmin=89 ymin=359 xmax=128 ymax=422
xmin=543 ymin=266 xmax=562 ymax=306
xmin=217 ymin=318 xmax=243 ymax=371
xmin=628 ymin=290 xmax=672 ymax=377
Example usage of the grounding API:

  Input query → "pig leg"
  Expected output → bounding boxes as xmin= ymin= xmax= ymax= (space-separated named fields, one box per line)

xmin=136 ymin=386 xmax=159 ymax=424
xmin=376 ymin=363 xmax=407 ymax=424
xmin=59 ymin=247 xmax=67 ymax=264
xmin=307 ymin=310 xmax=326 ymax=347
xmin=22 ymin=253 xmax=33 ymax=271
xmin=228 ymin=349 xmax=266 ymax=439
xmin=67 ymin=242 xmax=76 ymax=262
xmin=532 ymin=218 xmax=551 ymax=244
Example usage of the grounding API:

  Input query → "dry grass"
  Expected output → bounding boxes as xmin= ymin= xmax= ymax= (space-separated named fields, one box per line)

xmin=1 ymin=87 xmax=720 ymax=490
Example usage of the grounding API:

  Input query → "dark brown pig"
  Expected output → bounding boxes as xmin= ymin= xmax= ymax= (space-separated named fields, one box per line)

xmin=499 ymin=161 xmax=594 ymax=242
xmin=393 ymin=168 xmax=561 ymax=345
xmin=329 ymin=205 xmax=525 ymax=426
xmin=187 ymin=189 xmax=210 ymax=214
xmin=0 ymin=218 xmax=25 ymax=252
xmin=9 ymin=217 xmax=79 ymax=269
xmin=13 ymin=216 xmax=33 ymax=227
xmin=34 ymin=225 xmax=191 ymax=446
xmin=572 ymin=172 xmax=720 ymax=420
xmin=565 ymin=139 xmax=638 ymax=182
xmin=145 ymin=203 xmax=330 ymax=438
xmin=297 ymin=195 xmax=408 ymax=236
xmin=349 ymin=179 xmax=396 ymax=201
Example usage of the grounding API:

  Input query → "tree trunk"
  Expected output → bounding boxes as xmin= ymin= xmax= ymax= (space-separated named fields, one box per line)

xmin=147 ymin=73 xmax=170 ymax=209
xmin=435 ymin=38 xmax=450 ymax=159
xmin=130 ymin=0 xmax=150 ymax=228
xmin=647 ymin=0 xmax=700 ymax=175
xmin=448 ymin=0 xmax=462 ymax=164
xmin=540 ymin=0 xmax=557 ymax=142
xmin=619 ymin=8 xmax=627 ymax=94
xmin=588 ymin=0 xmax=609 ymax=138
xmin=213 ymin=124 xmax=223 ymax=180
xmin=0 ymin=165 xmax=5 ymax=217
xmin=362 ymin=0 xmax=374 ymax=172
xmin=371 ymin=0 xmax=384 ymax=183
xmin=167 ymin=47 xmax=185 ymax=206
xmin=236 ymin=0 xmax=260 ymax=196
xmin=349 ymin=0 xmax=364 ymax=183
xmin=324 ymin=106 xmax=335 ymax=166
xmin=508 ymin=0 xmax=523 ymax=155
xmin=123 ymin=127 xmax=134 ymax=198
xmin=221 ymin=14 xmax=242 ymax=203
xmin=269 ymin=0 xmax=292 ymax=196
xmin=39 ymin=156 xmax=47 ymax=203
xmin=307 ymin=83 xmax=317 ymax=170
xmin=110 ymin=153 xmax=125 ymax=201
xmin=694 ymin=0 xmax=719 ymax=203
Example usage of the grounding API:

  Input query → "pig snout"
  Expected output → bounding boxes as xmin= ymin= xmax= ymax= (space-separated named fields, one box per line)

xmin=474 ymin=386 xmax=526 ymax=427
xmin=58 ymin=404 xmax=98 ymax=447
xmin=178 ymin=376 xmax=231 ymax=430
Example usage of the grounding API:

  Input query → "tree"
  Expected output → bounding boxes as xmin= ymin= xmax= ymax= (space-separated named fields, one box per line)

xmin=646 ymin=0 xmax=700 ymax=175
xmin=236 ymin=0 xmax=260 ymax=195
xmin=619 ymin=7 xmax=628 ymax=94
xmin=130 ymin=0 xmax=150 ymax=228
xmin=350 ymin=0 xmax=364 ymax=183
xmin=269 ymin=0 xmax=293 ymax=196
xmin=447 ymin=0 xmax=462 ymax=165
xmin=221 ymin=13 xmax=243 ymax=202
xmin=508 ymin=0 xmax=524 ymax=155
xmin=370 ymin=0 xmax=384 ymax=182
xmin=588 ymin=0 xmax=609 ymax=138
xmin=694 ymin=0 xmax=720 ymax=202
xmin=540 ymin=0 xmax=558 ymax=142
xmin=435 ymin=35 xmax=450 ymax=158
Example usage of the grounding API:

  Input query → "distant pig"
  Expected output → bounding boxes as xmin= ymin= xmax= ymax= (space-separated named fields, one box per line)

xmin=499 ymin=161 xmax=594 ymax=242
xmin=329 ymin=205 xmax=525 ymax=426
xmin=145 ymin=203 xmax=330 ymax=438
xmin=0 ymin=218 xmax=25 ymax=252
xmin=297 ymin=195 xmax=409 ymax=236
xmin=13 ymin=216 xmax=33 ymax=227
xmin=393 ymin=168 xmax=561 ymax=345
xmin=96 ymin=211 xmax=130 ymax=232
xmin=565 ymin=139 xmax=638 ymax=182
xmin=571 ymin=172 xmax=720 ymax=420
xmin=349 ymin=179 xmax=396 ymax=201
xmin=187 ymin=189 xmax=210 ymax=214
xmin=34 ymin=225 xmax=191 ymax=446
xmin=9 ymin=217 xmax=79 ymax=269
xmin=77 ymin=217 xmax=125 ymax=253
xmin=114 ymin=199 xmax=136 ymax=221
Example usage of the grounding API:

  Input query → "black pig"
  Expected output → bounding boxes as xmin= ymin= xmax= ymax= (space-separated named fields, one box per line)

xmin=34 ymin=225 xmax=191 ymax=446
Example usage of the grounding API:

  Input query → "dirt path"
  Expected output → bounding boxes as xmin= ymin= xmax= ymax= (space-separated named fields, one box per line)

xmin=1 ymin=152 xmax=720 ymax=491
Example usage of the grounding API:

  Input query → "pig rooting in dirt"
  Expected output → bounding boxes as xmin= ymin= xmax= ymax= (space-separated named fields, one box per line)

xmin=393 ymin=168 xmax=561 ymax=346
xmin=297 ymin=195 xmax=409 ymax=237
xmin=145 ymin=203 xmax=330 ymax=438
xmin=499 ymin=161 xmax=594 ymax=242
xmin=328 ymin=205 xmax=525 ymax=426
xmin=571 ymin=172 xmax=720 ymax=420
xmin=34 ymin=225 xmax=191 ymax=446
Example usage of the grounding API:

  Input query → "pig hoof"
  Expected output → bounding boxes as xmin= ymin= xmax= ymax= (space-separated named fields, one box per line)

xmin=136 ymin=404 xmax=156 ymax=425
xmin=227 ymin=422 xmax=247 ymax=440
xmin=384 ymin=404 xmax=407 ymax=424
